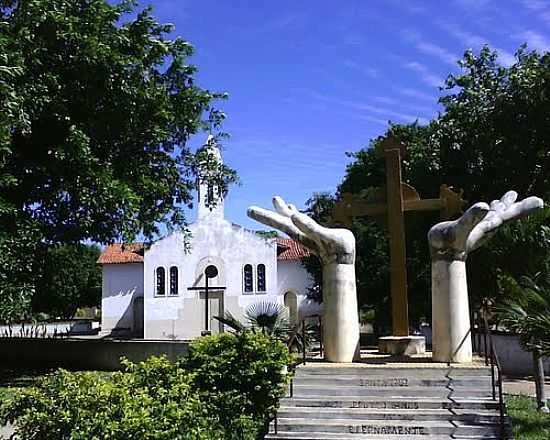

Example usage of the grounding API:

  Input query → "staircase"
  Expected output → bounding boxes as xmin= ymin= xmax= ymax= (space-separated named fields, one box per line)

xmin=267 ymin=363 xmax=512 ymax=439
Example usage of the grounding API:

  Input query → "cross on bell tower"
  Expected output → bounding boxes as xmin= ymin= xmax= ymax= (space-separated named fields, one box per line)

xmin=197 ymin=135 xmax=225 ymax=221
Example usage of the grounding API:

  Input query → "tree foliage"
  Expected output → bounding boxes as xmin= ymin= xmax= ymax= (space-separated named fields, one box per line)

xmin=0 ymin=0 xmax=236 ymax=318
xmin=32 ymin=244 xmax=102 ymax=319
xmin=304 ymin=45 xmax=550 ymax=332
xmin=1 ymin=333 xmax=291 ymax=439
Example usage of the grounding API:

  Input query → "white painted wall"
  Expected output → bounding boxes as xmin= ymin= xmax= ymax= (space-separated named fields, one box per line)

xmin=101 ymin=263 xmax=144 ymax=334
xmin=277 ymin=260 xmax=314 ymax=314
xmin=143 ymin=215 xmax=280 ymax=340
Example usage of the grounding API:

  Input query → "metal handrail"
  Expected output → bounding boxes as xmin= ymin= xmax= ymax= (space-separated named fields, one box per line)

xmin=273 ymin=317 xmax=324 ymax=435
xmin=476 ymin=313 xmax=507 ymax=440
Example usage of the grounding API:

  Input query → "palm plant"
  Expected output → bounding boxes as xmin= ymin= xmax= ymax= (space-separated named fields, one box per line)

xmin=498 ymin=272 xmax=550 ymax=412
xmin=245 ymin=301 xmax=289 ymax=336
xmin=214 ymin=301 xmax=318 ymax=355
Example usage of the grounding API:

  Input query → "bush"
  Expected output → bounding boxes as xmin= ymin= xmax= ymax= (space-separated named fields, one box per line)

xmin=0 ymin=332 xmax=291 ymax=439
xmin=186 ymin=331 xmax=291 ymax=436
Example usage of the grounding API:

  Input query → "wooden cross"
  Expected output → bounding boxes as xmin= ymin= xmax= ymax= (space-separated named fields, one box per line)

xmin=333 ymin=135 xmax=465 ymax=337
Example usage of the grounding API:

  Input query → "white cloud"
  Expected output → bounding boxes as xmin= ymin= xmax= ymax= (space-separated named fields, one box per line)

xmin=403 ymin=61 xmax=443 ymax=87
xmin=394 ymin=87 xmax=437 ymax=102
xmin=438 ymin=21 xmax=487 ymax=47
xmin=498 ymin=51 xmax=516 ymax=66
xmin=516 ymin=30 xmax=550 ymax=52
xmin=521 ymin=0 xmax=550 ymax=24
xmin=374 ymin=96 xmax=398 ymax=106
xmin=355 ymin=115 xmax=389 ymax=126
xmin=343 ymin=60 xmax=379 ymax=78
xmin=454 ymin=0 xmax=492 ymax=9
xmin=416 ymin=42 xmax=459 ymax=66
xmin=401 ymin=29 xmax=458 ymax=66
xmin=290 ymin=88 xmax=431 ymax=125
xmin=437 ymin=21 xmax=516 ymax=66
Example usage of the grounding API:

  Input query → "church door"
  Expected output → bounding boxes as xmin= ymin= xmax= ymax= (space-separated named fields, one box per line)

xmin=199 ymin=289 xmax=224 ymax=334
xmin=133 ymin=296 xmax=144 ymax=338
xmin=208 ymin=290 xmax=224 ymax=334
xmin=192 ymin=260 xmax=226 ymax=336
xmin=284 ymin=291 xmax=298 ymax=325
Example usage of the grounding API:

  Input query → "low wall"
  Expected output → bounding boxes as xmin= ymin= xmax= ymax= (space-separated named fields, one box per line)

xmin=481 ymin=333 xmax=550 ymax=376
xmin=0 ymin=338 xmax=189 ymax=371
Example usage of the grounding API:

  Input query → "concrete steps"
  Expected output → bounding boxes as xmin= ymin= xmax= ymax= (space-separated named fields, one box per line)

xmin=267 ymin=363 xmax=512 ymax=439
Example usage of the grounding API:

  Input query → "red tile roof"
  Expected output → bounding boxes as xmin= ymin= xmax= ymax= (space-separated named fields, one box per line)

xmin=97 ymin=239 xmax=310 ymax=264
xmin=276 ymin=238 xmax=311 ymax=261
xmin=97 ymin=243 xmax=145 ymax=264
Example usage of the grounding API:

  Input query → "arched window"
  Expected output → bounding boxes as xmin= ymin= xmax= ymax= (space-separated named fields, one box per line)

xmin=257 ymin=264 xmax=266 ymax=293
xmin=169 ymin=266 xmax=178 ymax=296
xmin=156 ymin=267 xmax=165 ymax=296
xmin=243 ymin=264 xmax=253 ymax=293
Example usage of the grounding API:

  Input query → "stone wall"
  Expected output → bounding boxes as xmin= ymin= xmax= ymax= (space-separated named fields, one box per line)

xmin=0 ymin=338 xmax=188 ymax=371
xmin=490 ymin=333 xmax=550 ymax=376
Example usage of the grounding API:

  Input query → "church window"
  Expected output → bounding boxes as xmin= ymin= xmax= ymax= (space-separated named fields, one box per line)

xmin=257 ymin=264 xmax=266 ymax=293
xmin=243 ymin=264 xmax=253 ymax=293
xmin=156 ymin=267 xmax=165 ymax=296
xmin=169 ymin=266 xmax=178 ymax=295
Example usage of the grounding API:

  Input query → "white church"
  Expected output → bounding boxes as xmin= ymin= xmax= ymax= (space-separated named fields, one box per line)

xmin=97 ymin=137 xmax=314 ymax=340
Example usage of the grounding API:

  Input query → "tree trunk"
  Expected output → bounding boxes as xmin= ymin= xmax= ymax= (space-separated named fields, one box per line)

xmin=533 ymin=350 xmax=549 ymax=412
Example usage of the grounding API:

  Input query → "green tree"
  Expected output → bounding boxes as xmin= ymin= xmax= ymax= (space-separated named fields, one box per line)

xmin=32 ymin=244 xmax=102 ymax=319
xmin=498 ymin=273 xmax=550 ymax=412
xmin=0 ymin=0 xmax=236 ymax=317
xmin=307 ymin=46 xmax=550 ymax=332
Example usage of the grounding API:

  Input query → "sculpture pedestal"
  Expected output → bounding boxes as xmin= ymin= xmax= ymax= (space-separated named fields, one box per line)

xmin=378 ymin=336 xmax=426 ymax=356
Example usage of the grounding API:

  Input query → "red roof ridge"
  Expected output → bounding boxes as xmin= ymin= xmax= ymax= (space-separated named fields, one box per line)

xmin=276 ymin=238 xmax=311 ymax=261
xmin=97 ymin=242 xmax=145 ymax=265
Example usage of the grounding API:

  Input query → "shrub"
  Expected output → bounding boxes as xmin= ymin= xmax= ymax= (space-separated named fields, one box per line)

xmin=186 ymin=331 xmax=291 ymax=436
xmin=0 ymin=332 xmax=291 ymax=439
xmin=0 ymin=358 xmax=223 ymax=439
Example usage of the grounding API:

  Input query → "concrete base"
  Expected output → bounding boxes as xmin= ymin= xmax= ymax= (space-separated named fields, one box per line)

xmin=378 ymin=336 xmax=426 ymax=356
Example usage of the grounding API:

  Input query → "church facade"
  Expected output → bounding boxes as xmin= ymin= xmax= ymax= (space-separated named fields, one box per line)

xmin=97 ymin=137 xmax=313 ymax=340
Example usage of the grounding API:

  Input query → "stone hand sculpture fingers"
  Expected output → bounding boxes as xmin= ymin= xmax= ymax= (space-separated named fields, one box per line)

xmin=273 ymin=196 xmax=297 ymax=218
xmin=247 ymin=202 xmax=320 ymax=254
xmin=428 ymin=202 xmax=489 ymax=260
xmin=248 ymin=196 xmax=357 ymax=264
xmin=274 ymin=196 xmax=331 ymax=240
xmin=248 ymin=195 xmax=360 ymax=362
xmin=466 ymin=192 xmax=544 ymax=253
xmin=430 ymin=190 xmax=544 ymax=364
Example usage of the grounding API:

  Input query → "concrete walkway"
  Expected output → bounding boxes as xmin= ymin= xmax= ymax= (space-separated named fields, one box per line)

xmin=503 ymin=375 xmax=550 ymax=397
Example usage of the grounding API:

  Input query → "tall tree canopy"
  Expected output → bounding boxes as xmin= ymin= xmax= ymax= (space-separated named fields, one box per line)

xmin=33 ymin=244 xmax=102 ymax=319
xmin=0 ymin=0 xmax=236 ymax=320
xmin=305 ymin=46 xmax=550 ymax=332
xmin=0 ymin=0 xmax=236 ymax=243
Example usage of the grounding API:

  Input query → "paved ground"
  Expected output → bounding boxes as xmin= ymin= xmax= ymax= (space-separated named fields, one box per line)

xmin=503 ymin=375 xmax=550 ymax=397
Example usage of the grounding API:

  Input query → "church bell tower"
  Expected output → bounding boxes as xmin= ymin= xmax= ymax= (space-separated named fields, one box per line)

xmin=197 ymin=135 xmax=225 ymax=221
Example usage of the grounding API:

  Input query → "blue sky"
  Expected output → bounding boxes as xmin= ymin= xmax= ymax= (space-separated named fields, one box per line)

xmin=140 ymin=0 xmax=550 ymax=230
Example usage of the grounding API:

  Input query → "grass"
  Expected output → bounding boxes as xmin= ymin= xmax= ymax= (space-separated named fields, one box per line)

xmin=0 ymin=368 xmax=51 ymax=406
xmin=507 ymin=394 xmax=550 ymax=440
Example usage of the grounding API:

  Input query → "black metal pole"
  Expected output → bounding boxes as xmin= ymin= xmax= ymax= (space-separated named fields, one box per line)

xmin=318 ymin=315 xmax=323 ymax=359
xmin=498 ymin=368 xmax=505 ymax=439
xmin=483 ymin=326 xmax=489 ymax=366
xmin=302 ymin=320 xmax=306 ymax=364
xmin=205 ymin=275 xmax=209 ymax=332
xmin=490 ymin=343 xmax=496 ymax=400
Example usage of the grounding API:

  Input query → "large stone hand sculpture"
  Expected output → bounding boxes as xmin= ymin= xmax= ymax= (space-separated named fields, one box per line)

xmin=248 ymin=196 xmax=360 ymax=362
xmin=428 ymin=191 xmax=544 ymax=363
